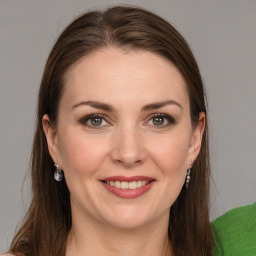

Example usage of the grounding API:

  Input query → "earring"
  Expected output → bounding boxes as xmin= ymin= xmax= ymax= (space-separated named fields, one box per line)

xmin=185 ymin=162 xmax=192 ymax=188
xmin=54 ymin=161 xmax=63 ymax=181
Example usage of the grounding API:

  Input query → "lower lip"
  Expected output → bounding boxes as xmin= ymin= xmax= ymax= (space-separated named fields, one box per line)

xmin=101 ymin=181 xmax=155 ymax=199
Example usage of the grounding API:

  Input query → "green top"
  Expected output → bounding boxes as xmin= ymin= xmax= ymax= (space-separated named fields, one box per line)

xmin=212 ymin=202 xmax=256 ymax=256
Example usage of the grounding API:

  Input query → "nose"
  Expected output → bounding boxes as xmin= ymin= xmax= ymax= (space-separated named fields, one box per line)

xmin=110 ymin=125 xmax=146 ymax=168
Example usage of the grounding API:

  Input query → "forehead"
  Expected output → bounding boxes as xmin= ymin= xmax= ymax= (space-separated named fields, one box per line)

xmin=61 ymin=47 xmax=189 ymax=109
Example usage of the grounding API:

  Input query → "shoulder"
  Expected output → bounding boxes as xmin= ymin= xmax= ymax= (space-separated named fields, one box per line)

xmin=212 ymin=202 xmax=256 ymax=255
xmin=212 ymin=202 xmax=256 ymax=230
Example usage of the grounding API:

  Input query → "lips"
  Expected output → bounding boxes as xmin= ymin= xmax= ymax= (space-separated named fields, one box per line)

xmin=100 ymin=176 xmax=155 ymax=198
xmin=105 ymin=180 xmax=150 ymax=189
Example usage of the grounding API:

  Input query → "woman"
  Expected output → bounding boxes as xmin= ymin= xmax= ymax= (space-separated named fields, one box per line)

xmin=4 ymin=5 xmax=213 ymax=256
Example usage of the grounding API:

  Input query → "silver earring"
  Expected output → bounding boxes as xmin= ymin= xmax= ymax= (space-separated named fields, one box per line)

xmin=54 ymin=161 xmax=63 ymax=182
xmin=186 ymin=162 xmax=192 ymax=188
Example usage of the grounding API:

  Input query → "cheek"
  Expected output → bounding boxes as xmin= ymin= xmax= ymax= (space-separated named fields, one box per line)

xmin=148 ymin=132 xmax=191 ymax=177
xmin=58 ymin=130 xmax=108 ymax=178
xmin=148 ymin=134 xmax=191 ymax=205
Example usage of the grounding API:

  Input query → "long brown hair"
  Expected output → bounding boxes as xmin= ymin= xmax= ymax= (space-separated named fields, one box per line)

xmin=9 ymin=5 xmax=213 ymax=256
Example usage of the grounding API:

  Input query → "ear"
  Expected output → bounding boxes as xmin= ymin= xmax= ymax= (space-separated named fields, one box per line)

xmin=42 ymin=114 xmax=62 ymax=167
xmin=188 ymin=112 xmax=206 ymax=166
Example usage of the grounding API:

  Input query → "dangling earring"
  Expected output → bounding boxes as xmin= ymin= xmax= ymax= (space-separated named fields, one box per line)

xmin=186 ymin=162 xmax=192 ymax=188
xmin=54 ymin=161 xmax=63 ymax=181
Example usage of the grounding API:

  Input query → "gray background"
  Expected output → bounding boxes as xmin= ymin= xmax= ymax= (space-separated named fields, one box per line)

xmin=0 ymin=0 xmax=255 ymax=252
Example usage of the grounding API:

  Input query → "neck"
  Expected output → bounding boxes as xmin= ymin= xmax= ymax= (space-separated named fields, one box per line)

xmin=66 ymin=210 xmax=173 ymax=256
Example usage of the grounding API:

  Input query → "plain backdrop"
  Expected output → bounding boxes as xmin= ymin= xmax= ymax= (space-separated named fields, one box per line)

xmin=0 ymin=0 xmax=255 ymax=252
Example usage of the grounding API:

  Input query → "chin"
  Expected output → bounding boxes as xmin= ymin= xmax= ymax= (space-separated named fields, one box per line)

xmin=106 ymin=215 xmax=152 ymax=230
xmin=98 ymin=204 xmax=167 ymax=230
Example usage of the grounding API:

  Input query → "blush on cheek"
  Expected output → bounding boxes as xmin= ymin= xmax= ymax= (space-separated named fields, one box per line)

xmin=63 ymin=151 xmax=98 ymax=177
xmin=59 ymin=134 xmax=108 ymax=178
xmin=151 ymin=140 xmax=188 ymax=170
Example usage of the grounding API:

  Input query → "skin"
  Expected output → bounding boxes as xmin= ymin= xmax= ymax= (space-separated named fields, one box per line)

xmin=43 ymin=47 xmax=205 ymax=256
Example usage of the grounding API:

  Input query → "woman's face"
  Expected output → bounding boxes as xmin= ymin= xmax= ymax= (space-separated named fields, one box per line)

xmin=43 ymin=47 xmax=204 ymax=229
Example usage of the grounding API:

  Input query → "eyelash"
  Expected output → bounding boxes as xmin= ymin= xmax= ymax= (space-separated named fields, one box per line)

xmin=79 ymin=114 xmax=110 ymax=128
xmin=79 ymin=113 xmax=176 ymax=129
xmin=146 ymin=113 xmax=176 ymax=128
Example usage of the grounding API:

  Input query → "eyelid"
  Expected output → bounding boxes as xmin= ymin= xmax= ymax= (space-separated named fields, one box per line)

xmin=144 ymin=113 xmax=176 ymax=127
xmin=79 ymin=113 xmax=176 ymax=129
xmin=79 ymin=113 xmax=111 ymax=127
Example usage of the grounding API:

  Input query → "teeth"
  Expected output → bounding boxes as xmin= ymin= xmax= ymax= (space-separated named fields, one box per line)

xmin=115 ymin=181 xmax=121 ymax=188
xmin=121 ymin=182 xmax=129 ymax=189
xmin=128 ymin=181 xmax=137 ymax=189
xmin=105 ymin=180 xmax=150 ymax=190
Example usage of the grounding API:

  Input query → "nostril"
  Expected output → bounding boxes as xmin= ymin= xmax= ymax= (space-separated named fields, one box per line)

xmin=109 ymin=135 xmax=146 ymax=167
xmin=112 ymin=157 xmax=144 ymax=168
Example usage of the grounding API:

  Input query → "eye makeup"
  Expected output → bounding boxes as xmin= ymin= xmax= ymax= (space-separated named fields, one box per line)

xmin=144 ymin=113 xmax=176 ymax=128
xmin=79 ymin=113 xmax=110 ymax=128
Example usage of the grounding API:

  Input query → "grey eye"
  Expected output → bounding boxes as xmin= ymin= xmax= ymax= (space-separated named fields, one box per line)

xmin=90 ymin=117 xmax=103 ymax=126
xmin=80 ymin=114 xmax=109 ymax=128
xmin=146 ymin=114 xmax=176 ymax=128
xmin=152 ymin=117 xmax=165 ymax=126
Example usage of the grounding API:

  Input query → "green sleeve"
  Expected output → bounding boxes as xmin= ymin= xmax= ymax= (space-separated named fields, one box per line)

xmin=212 ymin=202 xmax=256 ymax=256
xmin=212 ymin=220 xmax=224 ymax=256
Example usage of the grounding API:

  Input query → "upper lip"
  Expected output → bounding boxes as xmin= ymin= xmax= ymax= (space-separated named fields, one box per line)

xmin=101 ymin=176 xmax=155 ymax=182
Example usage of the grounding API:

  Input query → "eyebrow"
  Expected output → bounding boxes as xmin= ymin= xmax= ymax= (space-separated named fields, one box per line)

xmin=72 ymin=100 xmax=183 ymax=112
xmin=72 ymin=101 xmax=114 ymax=111
xmin=142 ymin=100 xmax=183 ymax=111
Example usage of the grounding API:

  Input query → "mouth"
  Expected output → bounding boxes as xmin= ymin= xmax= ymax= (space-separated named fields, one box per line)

xmin=100 ymin=176 xmax=156 ymax=198
xmin=102 ymin=180 xmax=151 ymax=190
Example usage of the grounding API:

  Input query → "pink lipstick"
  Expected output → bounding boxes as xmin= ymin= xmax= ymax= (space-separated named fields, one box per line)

xmin=100 ymin=176 xmax=155 ymax=199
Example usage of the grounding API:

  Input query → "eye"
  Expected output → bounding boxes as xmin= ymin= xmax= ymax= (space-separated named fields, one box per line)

xmin=80 ymin=114 xmax=109 ymax=128
xmin=146 ymin=113 xmax=176 ymax=128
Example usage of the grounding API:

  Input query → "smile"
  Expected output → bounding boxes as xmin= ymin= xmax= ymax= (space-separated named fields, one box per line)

xmin=101 ymin=176 xmax=155 ymax=198
xmin=104 ymin=180 xmax=150 ymax=190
